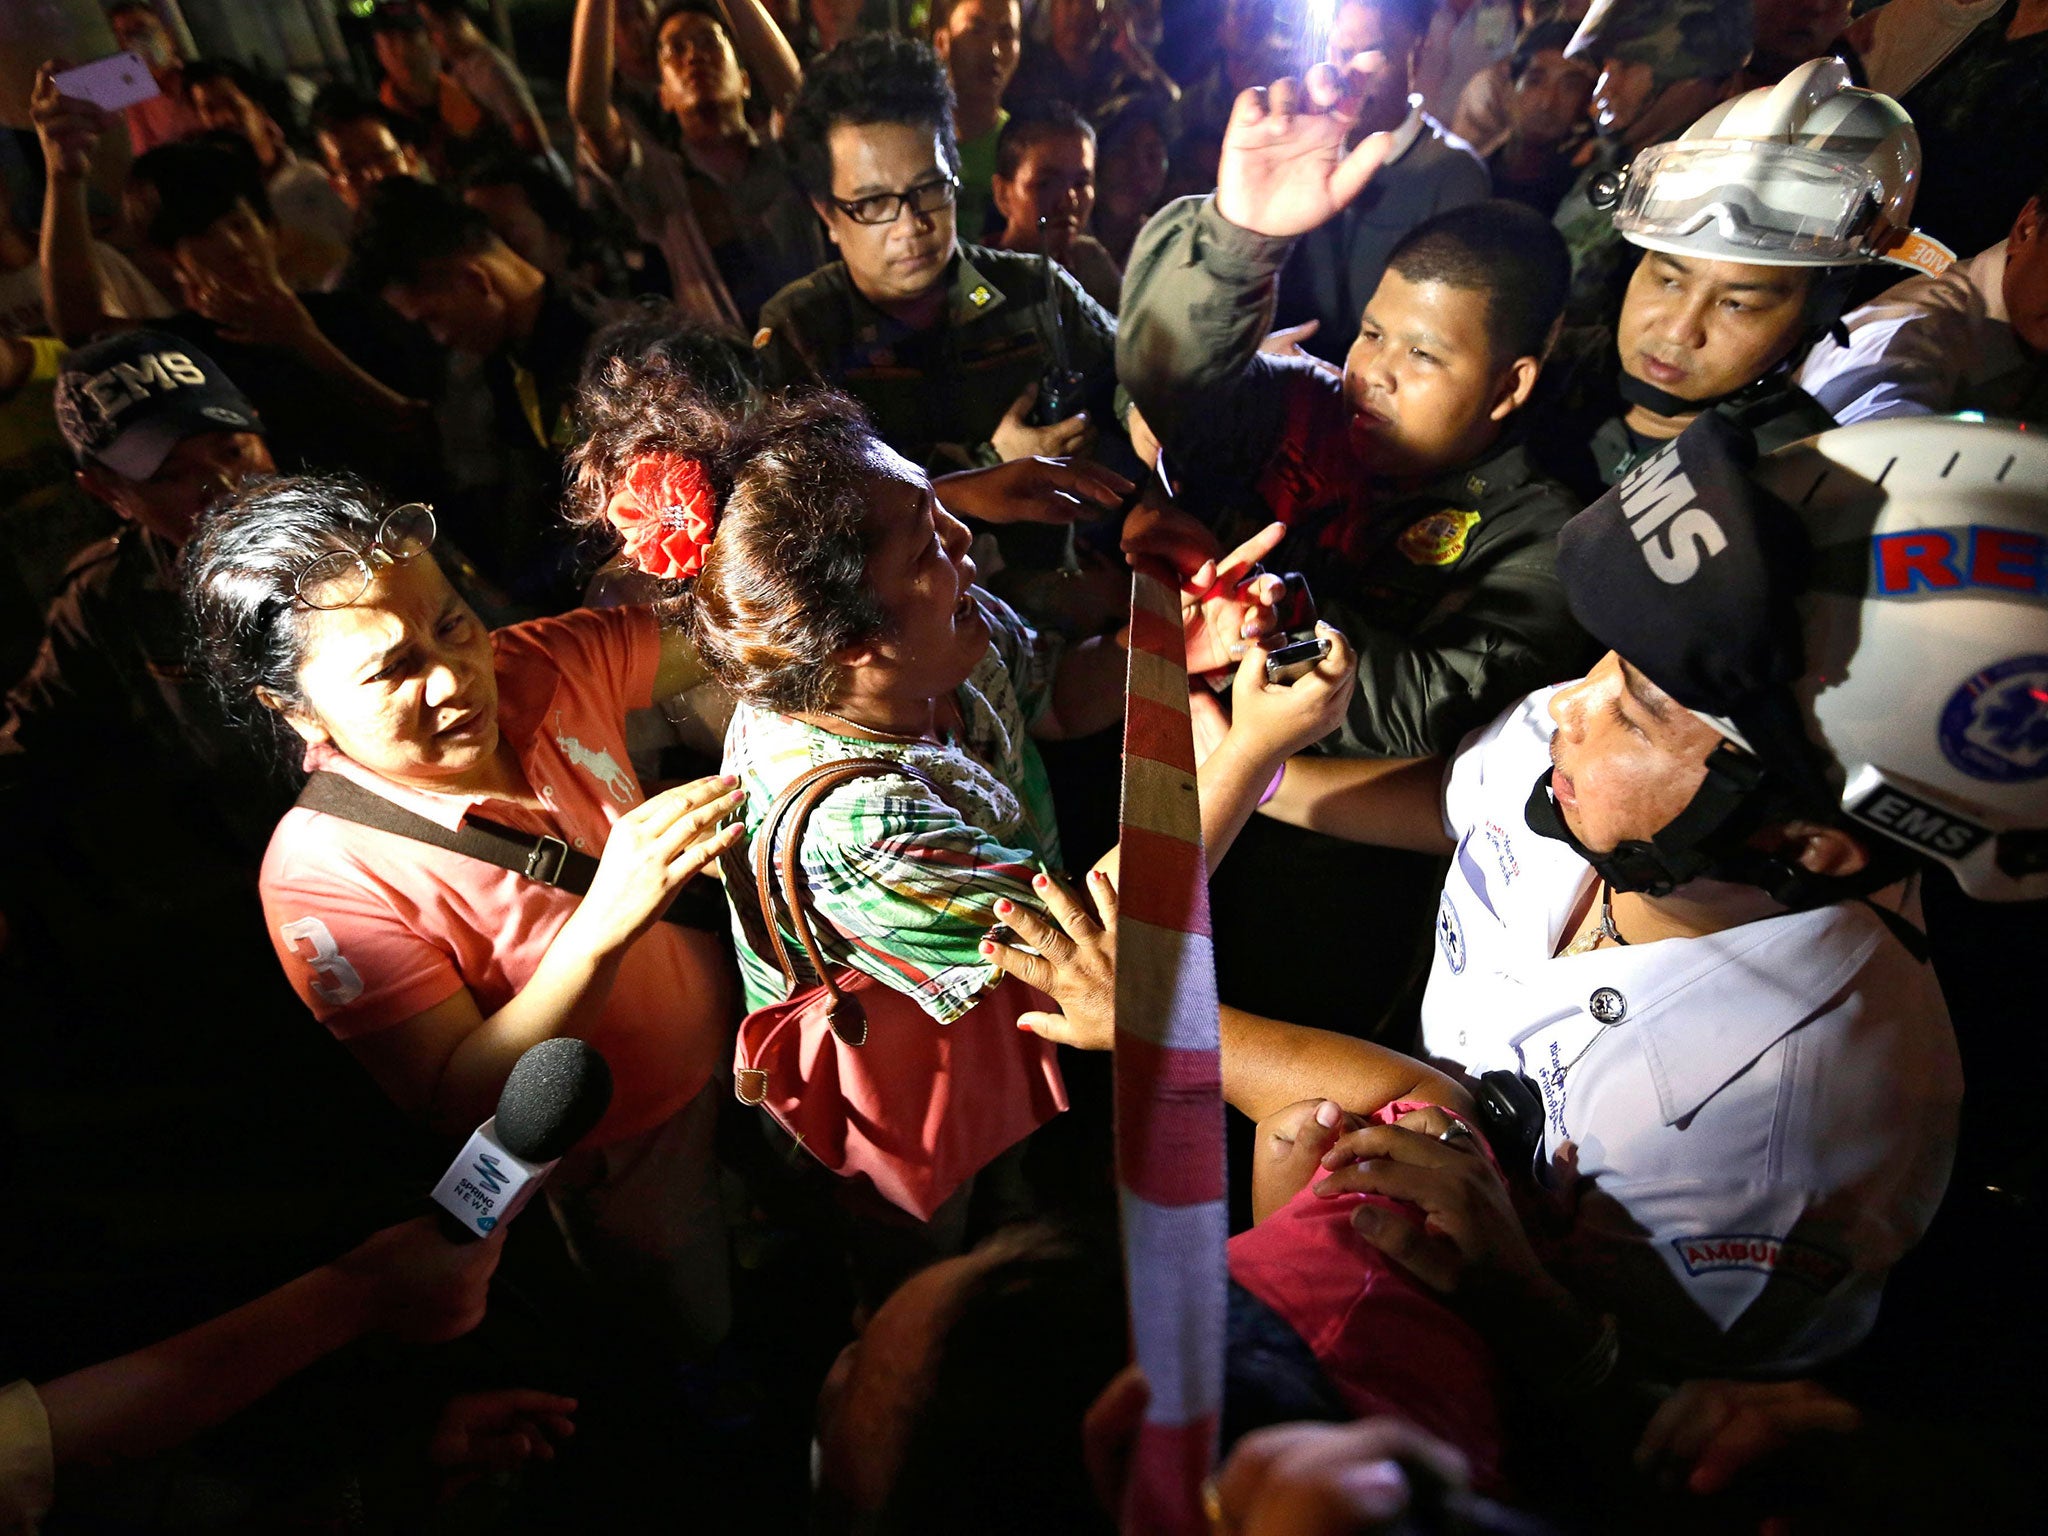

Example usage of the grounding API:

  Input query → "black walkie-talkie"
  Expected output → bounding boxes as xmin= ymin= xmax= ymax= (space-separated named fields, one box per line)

xmin=1028 ymin=216 xmax=1087 ymax=427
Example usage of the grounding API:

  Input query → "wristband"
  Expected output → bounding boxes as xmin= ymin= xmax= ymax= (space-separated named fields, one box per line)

xmin=1258 ymin=764 xmax=1286 ymax=806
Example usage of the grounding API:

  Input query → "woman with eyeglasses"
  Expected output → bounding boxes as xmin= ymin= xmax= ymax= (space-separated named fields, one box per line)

xmin=184 ymin=479 xmax=743 ymax=1356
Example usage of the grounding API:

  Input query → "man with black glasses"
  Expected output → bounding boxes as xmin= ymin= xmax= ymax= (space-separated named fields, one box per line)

xmin=757 ymin=33 xmax=1124 ymax=632
xmin=757 ymin=34 xmax=1119 ymax=482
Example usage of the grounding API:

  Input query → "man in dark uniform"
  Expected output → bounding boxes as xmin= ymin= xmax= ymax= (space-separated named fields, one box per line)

xmin=1118 ymin=54 xmax=1588 ymax=1038
xmin=758 ymin=33 xmax=1123 ymax=631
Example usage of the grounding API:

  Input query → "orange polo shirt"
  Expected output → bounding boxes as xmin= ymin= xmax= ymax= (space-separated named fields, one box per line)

xmin=260 ymin=606 xmax=733 ymax=1146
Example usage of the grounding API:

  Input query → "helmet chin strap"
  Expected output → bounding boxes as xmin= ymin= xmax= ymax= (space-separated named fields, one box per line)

xmin=1523 ymin=742 xmax=1802 ymax=900
xmin=1616 ymin=367 xmax=1762 ymax=421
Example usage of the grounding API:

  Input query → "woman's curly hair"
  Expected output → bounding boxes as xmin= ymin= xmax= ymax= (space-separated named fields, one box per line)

xmin=569 ymin=311 xmax=893 ymax=715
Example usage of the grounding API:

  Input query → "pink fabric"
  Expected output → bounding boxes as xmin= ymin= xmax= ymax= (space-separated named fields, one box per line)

xmin=1226 ymin=1101 xmax=1505 ymax=1490
xmin=124 ymin=86 xmax=203 ymax=155
xmin=259 ymin=607 xmax=732 ymax=1147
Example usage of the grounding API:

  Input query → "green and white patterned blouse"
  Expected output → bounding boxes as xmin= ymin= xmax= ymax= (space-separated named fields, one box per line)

xmin=723 ymin=591 xmax=1065 ymax=1024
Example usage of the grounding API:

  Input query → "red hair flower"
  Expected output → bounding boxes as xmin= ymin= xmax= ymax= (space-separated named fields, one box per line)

xmin=613 ymin=453 xmax=718 ymax=580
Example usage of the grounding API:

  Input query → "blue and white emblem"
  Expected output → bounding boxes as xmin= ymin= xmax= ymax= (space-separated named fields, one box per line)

xmin=1435 ymin=892 xmax=1467 ymax=975
xmin=1939 ymin=654 xmax=2048 ymax=783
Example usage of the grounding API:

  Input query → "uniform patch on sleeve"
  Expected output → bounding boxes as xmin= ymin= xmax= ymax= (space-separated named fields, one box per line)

xmin=1670 ymin=1234 xmax=1849 ymax=1292
xmin=1397 ymin=508 xmax=1481 ymax=566
xmin=752 ymin=327 xmax=773 ymax=349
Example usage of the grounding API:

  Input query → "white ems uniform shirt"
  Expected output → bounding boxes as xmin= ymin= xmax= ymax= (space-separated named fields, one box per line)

xmin=1421 ymin=689 xmax=1962 ymax=1372
xmin=1793 ymin=241 xmax=2042 ymax=426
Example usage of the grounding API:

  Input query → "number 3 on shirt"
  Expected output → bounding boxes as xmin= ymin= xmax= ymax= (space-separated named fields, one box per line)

xmin=279 ymin=916 xmax=365 ymax=1007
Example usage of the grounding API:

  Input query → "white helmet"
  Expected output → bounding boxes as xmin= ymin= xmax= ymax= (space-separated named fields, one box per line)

xmin=1759 ymin=417 xmax=2048 ymax=901
xmin=1609 ymin=58 xmax=1953 ymax=276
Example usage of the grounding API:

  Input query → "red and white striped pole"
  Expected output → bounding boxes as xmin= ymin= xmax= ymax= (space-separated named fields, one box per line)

xmin=1114 ymin=564 xmax=1228 ymax=1535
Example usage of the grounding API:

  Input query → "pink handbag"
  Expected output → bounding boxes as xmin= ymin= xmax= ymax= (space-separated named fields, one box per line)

xmin=732 ymin=758 xmax=1067 ymax=1221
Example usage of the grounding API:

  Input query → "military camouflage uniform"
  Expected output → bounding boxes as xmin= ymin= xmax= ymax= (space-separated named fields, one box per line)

xmin=1555 ymin=0 xmax=1758 ymax=327
xmin=753 ymin=243 xmax=1119 ymax=475
xmin=1118 ymin=196 xmax=1591 ymax=761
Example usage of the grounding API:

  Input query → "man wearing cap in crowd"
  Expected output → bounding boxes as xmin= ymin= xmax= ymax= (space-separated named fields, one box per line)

xmin=1551 ymin=0 xmax=1756 ymax=329
xmin=1531 ymin=59 xmax=1948 ymax=503
xmin=1011 ymin=407 xmax=2048 ymax=1382
xmin=0 ymin=331 xmax=283 ymax=965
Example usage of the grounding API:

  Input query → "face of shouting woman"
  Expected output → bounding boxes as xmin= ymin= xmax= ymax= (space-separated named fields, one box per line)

xmin=835 ymin=445 xmax=990 ymax=711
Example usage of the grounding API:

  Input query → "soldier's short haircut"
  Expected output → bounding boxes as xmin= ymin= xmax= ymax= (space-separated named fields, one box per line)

xmin=994 ymin=100 xmax=1094 ymax=182
xmin=1385 ymin=201 xmax=1572 ymax=364
xmin=786 ymin=34 xmax=962 ymax=200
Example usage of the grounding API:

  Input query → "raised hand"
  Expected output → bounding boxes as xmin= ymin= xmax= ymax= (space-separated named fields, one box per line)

xmin=569 ymin=775 xmax=744 ymax=955
xmin=981 ymin=868 xmax=1119 ymax=1050
xmin=1179 ymin=521 xmax=1288 ymax=676
xmin=935 ymin=454 xmax=1133 ymax=526
xmin=991 ymin=382 xmax=1096 ymax=461
xmin=30 ymin=62 xmax=111 ymax=180
xmin=1227 ymin=623 xmax=1356 ymax=760
xmin=1216 ymin=55 xmax=1397 ymax=239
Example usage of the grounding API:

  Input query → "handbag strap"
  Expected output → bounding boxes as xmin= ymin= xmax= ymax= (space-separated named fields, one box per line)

xmin=750 ymin=756 xmax=940 ymax=1045
xmin=297 ymin=770 xmax=598 ymax=893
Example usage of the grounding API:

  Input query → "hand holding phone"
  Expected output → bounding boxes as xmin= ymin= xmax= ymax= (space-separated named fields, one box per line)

xmin=52 ymin=52 xmax=161 ymax=113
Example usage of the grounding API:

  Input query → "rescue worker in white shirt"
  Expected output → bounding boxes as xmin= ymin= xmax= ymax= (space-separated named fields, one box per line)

xmin=1795 ymin=169 xmax=2048 ymax=426
xmin=995 ymin=413 xmax=2048 ymax=1382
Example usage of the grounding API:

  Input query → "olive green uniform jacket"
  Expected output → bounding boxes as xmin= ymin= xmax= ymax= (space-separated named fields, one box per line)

xmin=1117 ymin=196 xmax=1593 ymax=760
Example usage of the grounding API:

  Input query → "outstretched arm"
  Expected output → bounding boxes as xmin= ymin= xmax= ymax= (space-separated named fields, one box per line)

xmin=1259 ymin=753 xmax=1454 ymax=854
xmin=982 ymin=874 xmax=1470 ymax=1124
xmin=31 ymin=64 xmax=113 ymax=344
xmin=714 ymin=0 xmax=803 ymax=118
xmin=39 ymin=1219 xmax=503 ymax=1468
xmin=569 ymin=0 xmax=631 ymax=173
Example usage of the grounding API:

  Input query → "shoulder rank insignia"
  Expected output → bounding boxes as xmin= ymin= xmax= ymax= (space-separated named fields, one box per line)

xmin=967 ymin=283 xmax=993 ymax=307
xmin=1397 ymin=508 xmax=1481 ymax=567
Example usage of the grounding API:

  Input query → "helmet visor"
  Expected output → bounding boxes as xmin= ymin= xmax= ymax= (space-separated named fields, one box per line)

xmin=1615 ymin=139 xmax=1886 ymax=263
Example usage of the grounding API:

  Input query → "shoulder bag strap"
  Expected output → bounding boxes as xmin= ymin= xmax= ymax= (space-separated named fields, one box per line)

xmin=751 ymin=756 xmax=940 ymax=1047
xmin=296 ymin=770 xmax=598 ymax=894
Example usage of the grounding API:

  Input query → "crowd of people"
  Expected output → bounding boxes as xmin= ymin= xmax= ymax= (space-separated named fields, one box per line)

xmin=2 ymin=0 xmax=2046 ymax=1531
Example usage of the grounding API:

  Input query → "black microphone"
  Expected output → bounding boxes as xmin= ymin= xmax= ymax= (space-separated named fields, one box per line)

xmin=430 ymin=1038 xmax=613 ymax=1240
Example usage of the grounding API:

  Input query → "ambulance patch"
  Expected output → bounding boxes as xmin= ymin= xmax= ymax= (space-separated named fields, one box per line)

xmin=1435 ymin=893 xmax=1467 ymax=974
xmin=1671 ymin=1234 xmax=1849 ymax=1292
xmin=1397 ymin=508 xmax=1480 ymax=567
xmin=1938 ymin=654 xmax=2048 ymax=783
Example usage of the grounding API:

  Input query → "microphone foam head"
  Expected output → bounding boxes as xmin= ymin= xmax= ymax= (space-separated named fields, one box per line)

xmin=494 ymin=1038 xmax=614 ymax=1162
